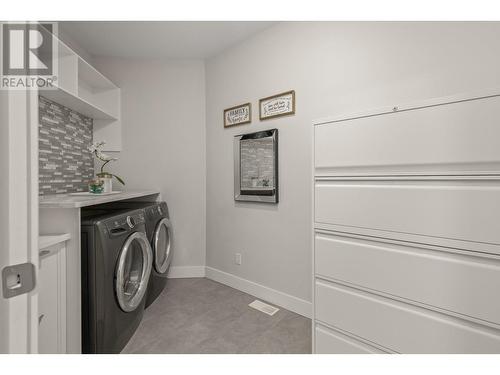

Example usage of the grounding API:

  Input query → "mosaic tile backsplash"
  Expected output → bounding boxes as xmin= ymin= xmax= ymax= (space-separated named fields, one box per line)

xmin=39 ymin=96 xmax=94 ymax=195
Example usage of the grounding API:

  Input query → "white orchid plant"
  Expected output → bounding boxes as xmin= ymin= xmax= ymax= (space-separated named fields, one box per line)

xmin=88 ymin=141 xmax=125 ymax=186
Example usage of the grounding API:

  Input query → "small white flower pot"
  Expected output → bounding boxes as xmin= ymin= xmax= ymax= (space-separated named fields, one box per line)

xmin=102 ymin=177 xmax=112 ymax=193
xmin=97 ymin=173 xmax=113 ymax=193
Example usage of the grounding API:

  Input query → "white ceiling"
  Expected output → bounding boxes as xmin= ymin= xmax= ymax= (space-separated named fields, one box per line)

xmin=59 ymin=21 xmax=276 ymax=60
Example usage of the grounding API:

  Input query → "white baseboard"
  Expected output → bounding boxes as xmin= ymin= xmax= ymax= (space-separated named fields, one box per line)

xmin=205 ymin=267 xmax=312 ymax=318
xmin=167 ymin=265 xmax=206 ymax=279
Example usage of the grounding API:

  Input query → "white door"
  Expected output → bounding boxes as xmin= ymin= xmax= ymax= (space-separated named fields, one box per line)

xmin=0 ymin=88 xmax=39 ymax=353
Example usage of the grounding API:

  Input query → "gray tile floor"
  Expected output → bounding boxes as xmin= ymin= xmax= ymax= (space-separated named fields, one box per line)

xmin=122 ymin=278 xmax=312 ymax=354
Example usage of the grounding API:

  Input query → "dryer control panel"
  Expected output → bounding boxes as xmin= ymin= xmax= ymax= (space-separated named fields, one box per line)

xmin=145 ymin=202 xmax=169 ymax=220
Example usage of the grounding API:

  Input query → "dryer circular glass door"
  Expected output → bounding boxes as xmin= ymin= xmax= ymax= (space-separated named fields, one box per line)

xmin=115 ymin=231 xmax=152 ymax=312
xmin=153 ymin=218 xmax=173 ymax=274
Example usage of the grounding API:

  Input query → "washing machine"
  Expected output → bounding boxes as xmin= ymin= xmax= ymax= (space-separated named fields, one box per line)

xmin=81 ymin=208 xmax=153 ymax=353
xmin=85 ymin=201 xmax=173 ymax=308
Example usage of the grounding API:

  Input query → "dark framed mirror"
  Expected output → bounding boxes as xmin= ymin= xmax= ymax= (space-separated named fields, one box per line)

xmin=234 ymin=129 xmax=278 ymax=203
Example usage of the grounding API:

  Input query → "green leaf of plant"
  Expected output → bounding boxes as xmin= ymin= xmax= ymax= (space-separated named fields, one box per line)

xmin=113 ymin=174 xmax=126 ymax=185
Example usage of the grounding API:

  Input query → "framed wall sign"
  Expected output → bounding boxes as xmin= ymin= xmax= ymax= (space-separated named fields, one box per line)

xmin=259 ymin=90 xmax=295 ymax=120
xmin=224 ymin=102 xmax=252 ymax=127
xmin=234 ymin=129 xmax=278 ymax=203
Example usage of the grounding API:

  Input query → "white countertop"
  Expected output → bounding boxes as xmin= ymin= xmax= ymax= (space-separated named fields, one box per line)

xmin=39 ymin=190 xmax=160 ymax=208
xmin=39 ymin=233 xmax=71 ymax=249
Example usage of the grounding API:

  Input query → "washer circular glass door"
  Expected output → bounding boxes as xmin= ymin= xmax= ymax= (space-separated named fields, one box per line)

xmin=153 ymin=218 xmax=173 ymax=274
xmin=115 ymin=231 xmax=152 ymax=312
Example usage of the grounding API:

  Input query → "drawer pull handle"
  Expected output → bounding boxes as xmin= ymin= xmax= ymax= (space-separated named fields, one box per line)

xmin=39 ymin=250 xmax=51 ymax=257
xmin=38 ymin=314 xmax=45 ymax=324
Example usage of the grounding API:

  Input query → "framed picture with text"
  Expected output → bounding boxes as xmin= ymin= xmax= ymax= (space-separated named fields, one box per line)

xmin=259 ymin=90 xmax=295 ymax=120
xmin=224 ymin=102 xmax=252 ymax=127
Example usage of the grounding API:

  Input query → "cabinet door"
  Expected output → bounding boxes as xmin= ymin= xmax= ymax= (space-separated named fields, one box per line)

xmin=314 ymin=95 xmax=500 ymax=176
xmin=38 ymin=243 xmax=66 ymax=353
xmin=315 ymin=280 xmax=500 ymax=353
xmin=315 ymin=180 xmax=500 ymax=251
xmin=315 ymin=232 xmax=500 ymax=326
xmin=315 ymin=324 xmax=386 ymax=354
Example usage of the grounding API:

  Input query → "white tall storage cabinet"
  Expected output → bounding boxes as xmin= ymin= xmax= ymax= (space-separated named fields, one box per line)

xmin=312 ymin=90 xmax=500 ymax=354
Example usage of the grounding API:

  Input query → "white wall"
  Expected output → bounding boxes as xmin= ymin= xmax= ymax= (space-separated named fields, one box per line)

xmin=205 ymin=22 xmax=500 ymax=304
xmin=93 ymin=57 xmax=206 ymax=271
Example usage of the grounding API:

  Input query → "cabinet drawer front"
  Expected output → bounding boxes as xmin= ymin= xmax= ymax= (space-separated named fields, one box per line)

xmin=314 ymin=95 xmax=500 ymax=176
xmin=315 ymin=233 xmax=500 ymax=325
xmin=315 ymin=280 xmax=500 ymax=353
xmin=315 ymin=324 xmax=386 ymax=354
xmin=315 ymin=180 xmax=500 ymax=247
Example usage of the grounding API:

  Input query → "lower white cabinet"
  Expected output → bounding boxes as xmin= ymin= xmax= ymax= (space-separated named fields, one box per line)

xmin=38 ymin=235 xmax=68 ymax=354
xmin=315 ymin=232 xmax=500 ymax=326
xmin=315 ymin=280 xmax=500 ymax=354
xmin=315 ymin=324 xmax=386 ymax=354
xmin=314 ymin=180 xmax=500 ymax=251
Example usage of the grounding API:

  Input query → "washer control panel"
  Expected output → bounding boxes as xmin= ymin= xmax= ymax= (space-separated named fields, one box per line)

xmin=126 ymin=216 xmax=136 ymax=228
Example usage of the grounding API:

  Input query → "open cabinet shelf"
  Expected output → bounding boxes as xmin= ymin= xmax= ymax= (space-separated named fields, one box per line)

xmin=77 ymin=58 xmax=120 ymax=120
xmin=38 ymin=31 xmax=122 ymax=151
xmin=39 ymin=85 xmax=118 ymax=120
